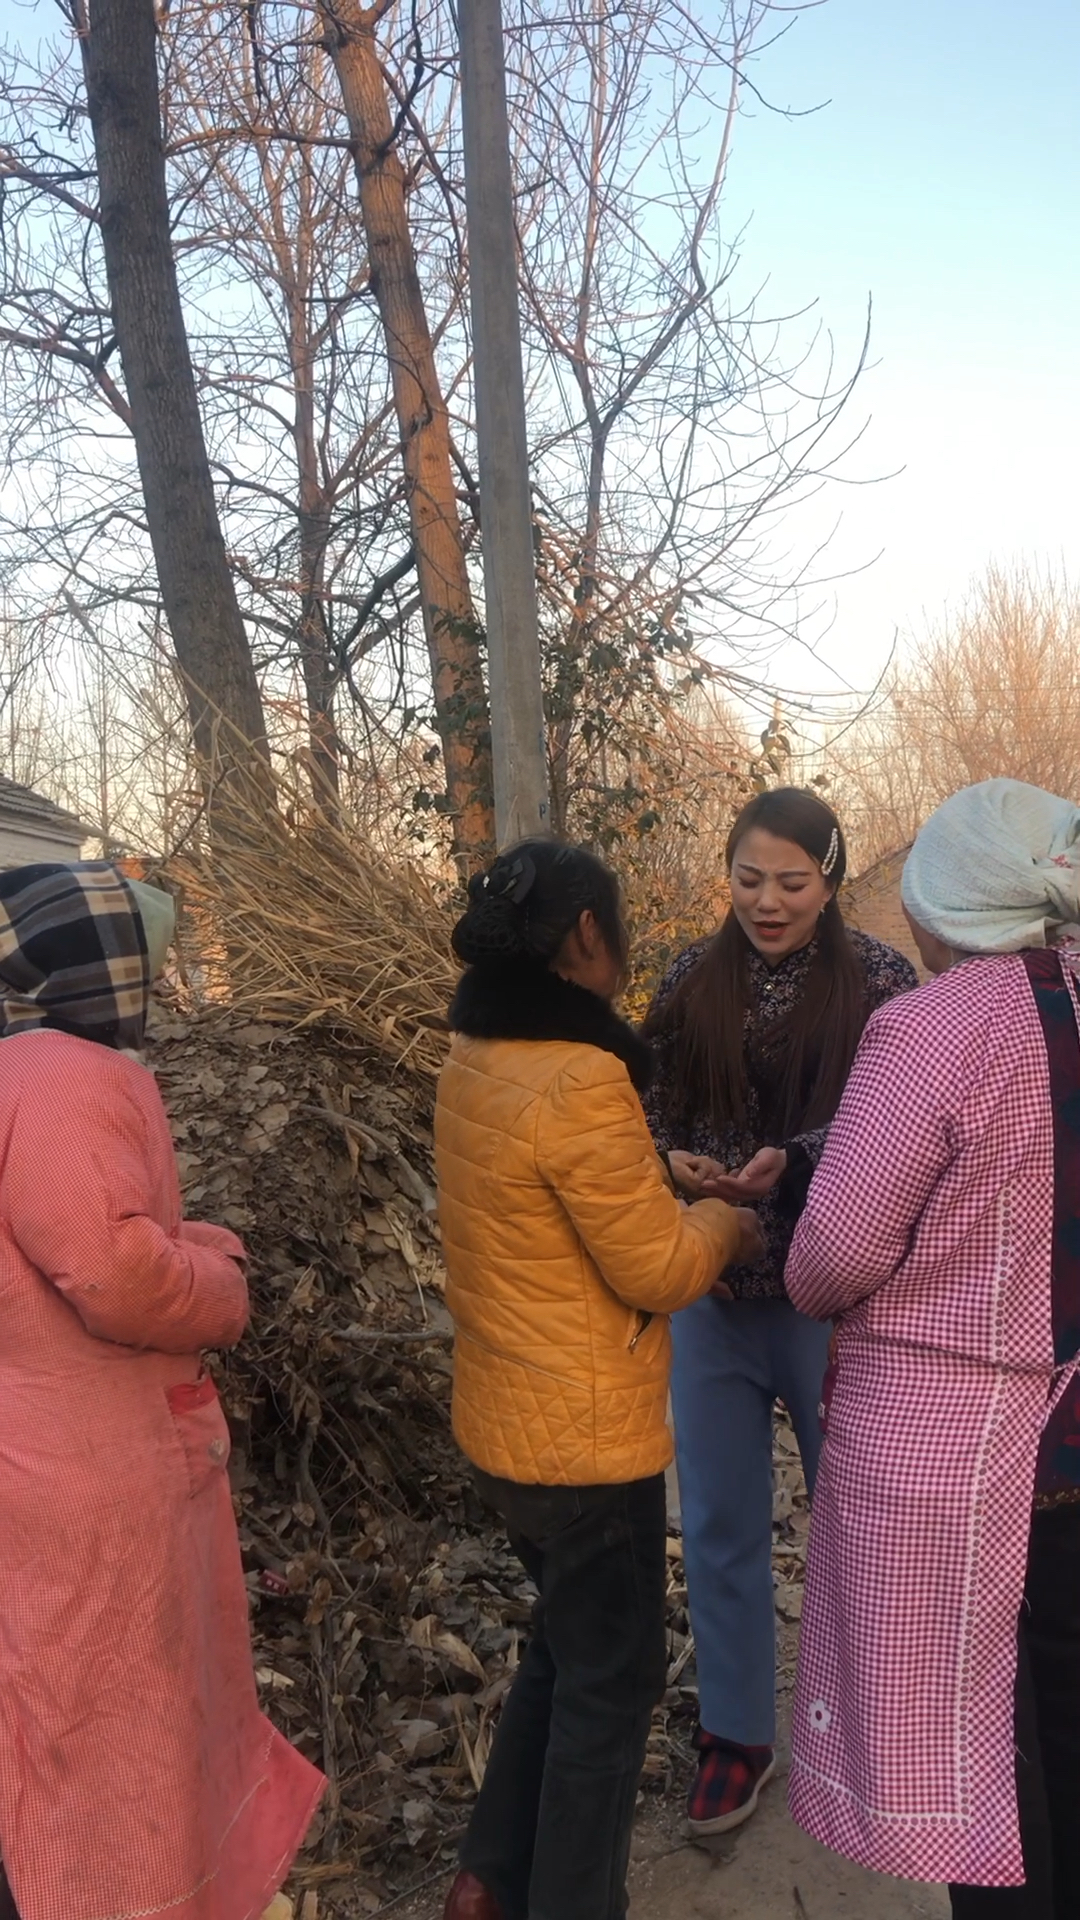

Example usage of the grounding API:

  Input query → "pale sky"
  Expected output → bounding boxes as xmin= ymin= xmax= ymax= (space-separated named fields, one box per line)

xmin=717 ymin=0 xmax=1080 ymax=694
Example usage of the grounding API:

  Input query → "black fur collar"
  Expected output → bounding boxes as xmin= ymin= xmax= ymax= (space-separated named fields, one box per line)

xmin=449 ymin=961 xmax=654 ymax=1093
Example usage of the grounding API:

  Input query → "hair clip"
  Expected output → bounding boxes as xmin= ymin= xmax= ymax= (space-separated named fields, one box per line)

xmin=485 ymin=851 xmax=537 ymax=906
xmin=505 ymin=853 xmax=537 ymax=905
xmin=821 ymin=827 xmax=840 ymax=877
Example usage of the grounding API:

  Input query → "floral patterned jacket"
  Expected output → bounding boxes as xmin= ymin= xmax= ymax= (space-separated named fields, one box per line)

xmin=642 ymin=929 xmax=918 ymax=1299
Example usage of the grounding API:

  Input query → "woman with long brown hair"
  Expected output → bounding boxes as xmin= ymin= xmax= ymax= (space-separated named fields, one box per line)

xmin=642 ymin=788 xmax=916 ymax=1839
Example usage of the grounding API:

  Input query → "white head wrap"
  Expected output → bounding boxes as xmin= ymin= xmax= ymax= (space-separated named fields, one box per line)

xmin=127 ymin=878 xmax=176 ymax=980
xmin=902 ymin=778 xmax=1080 ymax=956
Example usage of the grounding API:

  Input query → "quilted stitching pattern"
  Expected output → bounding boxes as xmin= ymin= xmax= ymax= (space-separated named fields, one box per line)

xmin=435 ymin=1032 xmax=739 ymax=1484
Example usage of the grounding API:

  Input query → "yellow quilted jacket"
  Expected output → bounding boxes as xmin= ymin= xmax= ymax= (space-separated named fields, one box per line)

xmin=435 ymin=976 xmax=741 ymax=1486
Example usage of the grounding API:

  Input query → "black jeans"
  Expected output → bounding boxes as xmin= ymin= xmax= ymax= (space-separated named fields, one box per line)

xmin=950 ymin=1504 xmax=1080 ymax=1918
xmin=460 ymin=1470 xmax=668 ymax=1920
xmin=0 ymin=1866 xmax=16 ymax=1919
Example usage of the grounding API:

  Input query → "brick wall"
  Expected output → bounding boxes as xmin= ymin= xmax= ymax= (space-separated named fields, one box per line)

xmin=842 ymin=846 xmax=927 ymax=979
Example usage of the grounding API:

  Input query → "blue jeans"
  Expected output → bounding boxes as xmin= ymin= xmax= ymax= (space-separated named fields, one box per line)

xmin=671 ymin=1293 xmax=830 ymax=1747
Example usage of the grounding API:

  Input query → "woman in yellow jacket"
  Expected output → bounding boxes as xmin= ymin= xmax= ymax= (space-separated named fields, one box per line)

xmin=435 ymin=840 xmax=762 ymax=1920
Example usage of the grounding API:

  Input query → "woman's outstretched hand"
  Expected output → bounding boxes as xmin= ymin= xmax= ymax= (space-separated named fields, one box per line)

xmin=667 ymin=1149 xmax=727 ymax=1197
xmin=700 ymin=1146 xmax=787 ymax=1204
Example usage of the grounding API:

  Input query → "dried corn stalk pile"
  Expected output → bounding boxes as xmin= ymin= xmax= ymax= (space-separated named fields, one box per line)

xmin=169 ymin=798 xmax=458 ymax=1080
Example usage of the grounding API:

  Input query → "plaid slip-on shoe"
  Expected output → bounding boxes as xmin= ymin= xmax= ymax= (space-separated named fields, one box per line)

xmin=686 ymin=1726 xmax=777 ymax=1838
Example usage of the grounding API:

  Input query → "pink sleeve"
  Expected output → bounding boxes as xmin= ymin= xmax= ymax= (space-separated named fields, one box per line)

xmin=785 ymin=999 xmax=957 ymax=1318
xmin=178 ymin=1219 xmax=248 ymax=1260
xmin=4 ymin=1053 xmax=249 ymax=1353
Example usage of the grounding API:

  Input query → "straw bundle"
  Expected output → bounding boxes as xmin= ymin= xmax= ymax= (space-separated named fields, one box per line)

xmin=168 ymin=786 xmax=460 ymax=1081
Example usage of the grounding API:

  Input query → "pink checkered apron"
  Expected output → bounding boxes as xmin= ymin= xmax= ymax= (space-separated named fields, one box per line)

xmin=785 ymin=955 xmax=1072 ymax=1886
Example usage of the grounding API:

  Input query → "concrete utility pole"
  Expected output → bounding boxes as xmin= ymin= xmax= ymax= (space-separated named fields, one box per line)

xmin=458 ymin=0 xmax=550 ymax=848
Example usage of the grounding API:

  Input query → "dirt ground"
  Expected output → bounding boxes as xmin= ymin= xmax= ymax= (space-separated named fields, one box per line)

xmin=624 ymin=1737 xmax=952 ymax=1920
xmin=377 ymin=1643 xmax=951 ymax=1920
xmin=629 ymin=1634 xmax=949 ymax=1920
xmin=381 ymin=1757 xmax=951 ymax=1920
xmin=341 ymin=1464 xmax=951 ymax=1920
xmin=624 ymin=1807 xmax=951 ymax=1920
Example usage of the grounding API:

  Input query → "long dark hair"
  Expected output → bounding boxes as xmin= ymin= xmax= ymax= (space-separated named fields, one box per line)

xmin=643 ymin=788 xmax=867 ymax=1137
xmin=452 ymin=838 xmax=629 ymax=978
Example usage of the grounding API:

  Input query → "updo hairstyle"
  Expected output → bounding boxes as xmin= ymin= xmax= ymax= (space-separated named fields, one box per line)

xmin=451 ymin=839 xmax=628 ymax=973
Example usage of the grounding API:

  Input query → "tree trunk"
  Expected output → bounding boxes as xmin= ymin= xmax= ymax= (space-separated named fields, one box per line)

xmin=296 ymin=493 xmax=343 ymax=813
xmin=548 ymin=424 xmax=606 ymax=836
xmin=78 ymin=0 xmax=272 ymax=818
xmin=317 ymin=0 xmax=494 ymax=862
xmin=290 ymin=244 xmax=343 ymax=811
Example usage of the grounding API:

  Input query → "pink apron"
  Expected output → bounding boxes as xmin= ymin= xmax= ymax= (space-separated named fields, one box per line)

xmin=786 ymin=955 xmax=1071 ymax=1884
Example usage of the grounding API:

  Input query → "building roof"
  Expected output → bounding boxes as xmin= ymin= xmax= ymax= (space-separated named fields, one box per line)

xmin=0 ymin=775 xmax=89 ymax=841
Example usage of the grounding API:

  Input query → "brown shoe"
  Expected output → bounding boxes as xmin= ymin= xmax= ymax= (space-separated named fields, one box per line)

xmin=442 ymin=1871 xmax=505 ymax=1920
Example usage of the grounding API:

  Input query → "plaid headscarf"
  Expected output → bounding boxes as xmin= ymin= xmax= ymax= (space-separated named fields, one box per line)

xmin=0 ymin=863 xmax=169 ymax=1050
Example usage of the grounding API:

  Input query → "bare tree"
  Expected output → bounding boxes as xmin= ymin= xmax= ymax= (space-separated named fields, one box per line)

xmin=316 ymin=0 xmax=494 ymax=858
xmin=0 ymin=0 xmax=866 ymax=863
xmin=0 ymin=10 xmax=417 ymax=816
xmin=826 ymin=566 xmax=1080 ymax=865
xmin=508 ymin=0 xmax=865 ymax=834
xmin=71 ymin=0 xmax=272 ymax=807
xmin=162 ymin=14 xmax=402 ymax=810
